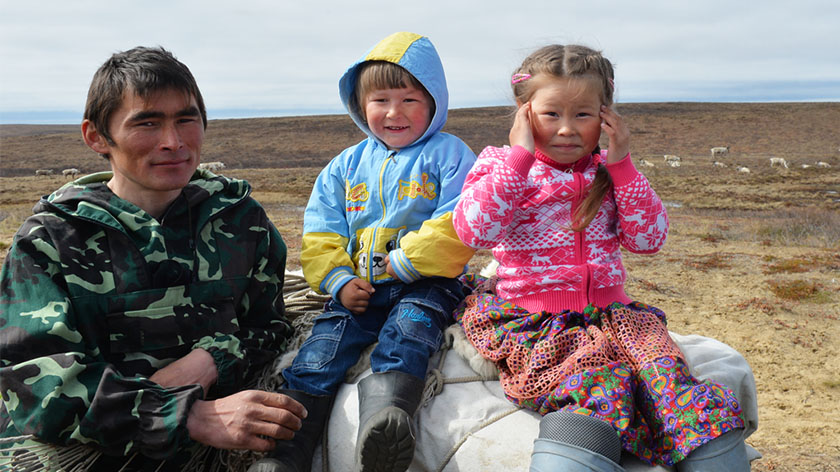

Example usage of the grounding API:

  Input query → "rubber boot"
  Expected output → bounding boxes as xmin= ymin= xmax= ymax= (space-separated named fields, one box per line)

xmin=530 ymin=410 xmax=625 ymax=472
xmin=247 ymin=389 xmax=333 ymax=472
xmin=355 ymin=371 xmax=425 ymax=472
xmin=676 ymin=429 xmax=750 ymax=472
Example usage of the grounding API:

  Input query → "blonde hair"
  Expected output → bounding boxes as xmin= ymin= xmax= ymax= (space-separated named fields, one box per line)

xmin=512 ymin=45 xmax=615 ymax=232
xmin=352 ymin=61 xmax=434 ymax=121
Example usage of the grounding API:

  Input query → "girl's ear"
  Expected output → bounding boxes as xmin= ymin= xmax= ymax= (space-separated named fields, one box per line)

xmin=81 ymin=120 xmax=111 ymax=155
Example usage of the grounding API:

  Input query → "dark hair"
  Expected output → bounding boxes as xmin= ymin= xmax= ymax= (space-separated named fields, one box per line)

xmin=352 ymin=61 xmax=434 ymax=121
xmin=512 ymin=45 xmax=616 ymax=232
xmin=84 ymin=46 xmax=207 ymax=145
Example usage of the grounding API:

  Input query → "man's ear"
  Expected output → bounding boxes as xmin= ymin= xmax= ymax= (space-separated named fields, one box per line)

xmin=81 ymin=120 xmax=111 ymax=155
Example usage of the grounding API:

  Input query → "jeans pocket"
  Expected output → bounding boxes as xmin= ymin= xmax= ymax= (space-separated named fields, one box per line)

xmin=394 ymin=298 xmax=445 ymax=350
xmin=290 ymin=311 xmax=347 ymax=371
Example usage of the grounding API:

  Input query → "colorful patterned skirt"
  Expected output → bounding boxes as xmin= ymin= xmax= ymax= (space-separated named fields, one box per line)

xmin=454 ymin=280 xmax=745 ymax=466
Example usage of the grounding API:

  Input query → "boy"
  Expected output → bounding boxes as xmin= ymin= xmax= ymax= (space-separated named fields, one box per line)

xmin=249 ymin=32 xmax=476 ymax=472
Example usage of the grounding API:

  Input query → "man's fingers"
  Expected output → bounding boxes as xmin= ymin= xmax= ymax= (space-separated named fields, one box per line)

xmin=251 ymin=391 xmax=308 ymax=420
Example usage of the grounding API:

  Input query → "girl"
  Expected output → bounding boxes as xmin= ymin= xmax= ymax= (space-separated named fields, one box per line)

xmin=453 ymin=45 xmax=749 ymax=471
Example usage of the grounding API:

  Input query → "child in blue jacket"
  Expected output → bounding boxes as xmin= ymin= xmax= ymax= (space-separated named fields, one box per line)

xmin=249 ymin=32 xmax=476 ymax=472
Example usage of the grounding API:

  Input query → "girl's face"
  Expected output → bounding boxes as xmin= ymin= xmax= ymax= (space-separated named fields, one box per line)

xmin=525 ymin=75 xmax=604 ymax=165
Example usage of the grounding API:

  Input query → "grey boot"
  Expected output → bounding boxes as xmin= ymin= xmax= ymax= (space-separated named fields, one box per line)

xmin=247 ymin=389 xmax=333 ymax=472
xmin=355 ymin=371 xmax=425 ymax=472
xmin=530 ymin=410 xmax=625 ymax=472
xmin=676 ymin=429 xmax=750 ymax=472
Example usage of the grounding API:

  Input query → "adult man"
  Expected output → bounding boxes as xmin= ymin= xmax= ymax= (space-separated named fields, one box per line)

xmin=0 ymin=46 xmax=304 ymax=469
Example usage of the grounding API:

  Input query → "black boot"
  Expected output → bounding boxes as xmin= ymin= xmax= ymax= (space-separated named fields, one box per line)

xmin=247 ymin=389 xmax=333 ymax=472
xmin=355 ymin=371 xmax=426 ymax=472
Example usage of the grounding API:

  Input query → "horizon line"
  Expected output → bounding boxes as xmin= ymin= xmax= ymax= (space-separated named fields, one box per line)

xmin=1 ymin=98 xmax=838 ymax=126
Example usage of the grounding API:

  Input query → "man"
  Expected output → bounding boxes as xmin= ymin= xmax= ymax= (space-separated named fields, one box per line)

xmin=0 ymin=46 xmax=305 ymax=469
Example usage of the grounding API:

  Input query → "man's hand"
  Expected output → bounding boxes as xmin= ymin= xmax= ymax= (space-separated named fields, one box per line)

xmin=338 ymin=278 xmax=375 ymax=314
xmin=187 ymin=390 xmax=307 ymax=452
xmin=150 ymin=348 xmax=218 ymax=396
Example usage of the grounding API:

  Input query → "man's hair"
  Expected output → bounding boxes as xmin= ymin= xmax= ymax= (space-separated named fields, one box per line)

xmin=352 ymin=61 xmax=434 ymax=121
xmin=84 ymin=46 xmax=207 ymax=144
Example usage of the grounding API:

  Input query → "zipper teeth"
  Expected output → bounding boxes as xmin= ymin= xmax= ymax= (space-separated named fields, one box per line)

xmin=369 ymin=152 xmax=393 ymax=282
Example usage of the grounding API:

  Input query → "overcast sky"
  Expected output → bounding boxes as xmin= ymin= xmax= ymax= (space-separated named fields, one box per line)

xmin=1 ymin=0 xmax=838 ymax=124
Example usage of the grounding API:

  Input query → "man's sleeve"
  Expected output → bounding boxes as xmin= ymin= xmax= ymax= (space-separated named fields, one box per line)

xmin=193 ymin=205 xmax=294 ymax=393
xmin=0 ymin=224 xmax=203 ymax=459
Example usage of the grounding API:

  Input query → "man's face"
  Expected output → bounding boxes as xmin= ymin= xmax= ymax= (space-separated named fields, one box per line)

xmin=84 ymin=88 xmax=204 ymax=214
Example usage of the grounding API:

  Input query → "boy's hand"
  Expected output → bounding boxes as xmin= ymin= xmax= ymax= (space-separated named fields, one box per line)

xmin=384 ymin=255 xmax=396 ymax=279
xmin=338 ymin=278 xmax=375 ymax=314
xmin=509 ymin=102 xmax=535 ymax=154
xmin=600 ymin=105 xmax=630 ymax=164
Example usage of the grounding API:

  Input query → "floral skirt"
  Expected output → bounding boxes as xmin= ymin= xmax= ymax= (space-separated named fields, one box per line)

xmin=454 ymin=279 xmax=745 ymax=466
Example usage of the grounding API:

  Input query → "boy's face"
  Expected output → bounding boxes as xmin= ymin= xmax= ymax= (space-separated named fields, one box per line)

xmin=363 ymin=84 xmax=432 ymax=150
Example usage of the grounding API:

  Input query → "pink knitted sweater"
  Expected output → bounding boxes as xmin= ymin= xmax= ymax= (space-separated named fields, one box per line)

xmin=454 ymin=145 xmax=669 ymax=313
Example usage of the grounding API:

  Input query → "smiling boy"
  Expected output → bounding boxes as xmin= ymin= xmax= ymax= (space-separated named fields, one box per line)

xmin=248 ymin=32 xmax=476 ymax=472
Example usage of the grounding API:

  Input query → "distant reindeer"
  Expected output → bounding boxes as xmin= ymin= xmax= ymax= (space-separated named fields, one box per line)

xmin=62 ymin=168 xmax=81 ymax=178
xmin=711 ymin=146 xmax=730 ymax=159
xmin=35 ymin=169 xmax=54 ymax=176
xmin=769 ymin=158 xmax=789 ymax=169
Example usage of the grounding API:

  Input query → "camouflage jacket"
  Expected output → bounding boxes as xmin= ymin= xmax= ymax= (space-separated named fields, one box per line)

xmin=0 ymin=170 xmax=292 ymax=461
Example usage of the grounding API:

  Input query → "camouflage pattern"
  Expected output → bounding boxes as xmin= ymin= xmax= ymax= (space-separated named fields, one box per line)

xmin=0 ymin=169 xmax=292 ymax=466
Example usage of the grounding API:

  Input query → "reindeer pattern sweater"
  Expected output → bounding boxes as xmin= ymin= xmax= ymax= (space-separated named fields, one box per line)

xmin=453 ymin=145 xmax=669 ymax=313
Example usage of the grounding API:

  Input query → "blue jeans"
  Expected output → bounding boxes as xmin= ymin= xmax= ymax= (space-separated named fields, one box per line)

xmin=283 ymin=277 xmax=465 ymax=396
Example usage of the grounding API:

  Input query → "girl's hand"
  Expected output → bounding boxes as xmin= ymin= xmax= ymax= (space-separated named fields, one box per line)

xmin=600 ymin=105 xmax=630 ymax=164
xmin=509 ymin=102 xmax=535 ymax=154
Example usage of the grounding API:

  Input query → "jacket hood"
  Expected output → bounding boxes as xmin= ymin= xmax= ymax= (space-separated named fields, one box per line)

xmin=339 ymin=32 xmax=449 ymax=148
xmin=34 ymin=169 xmax=251 ymax=232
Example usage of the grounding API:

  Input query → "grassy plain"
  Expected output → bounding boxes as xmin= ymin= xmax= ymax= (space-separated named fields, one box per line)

xmin=2 ymin=102 xmax=839 ymax=470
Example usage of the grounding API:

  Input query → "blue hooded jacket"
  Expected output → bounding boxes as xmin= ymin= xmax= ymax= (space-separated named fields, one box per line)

xmin=301 ymin=32 xmax=476 ymax=298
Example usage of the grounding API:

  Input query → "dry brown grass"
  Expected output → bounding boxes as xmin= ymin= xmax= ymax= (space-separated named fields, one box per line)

xmin=2 ymin=103 xmax=840 ymax=471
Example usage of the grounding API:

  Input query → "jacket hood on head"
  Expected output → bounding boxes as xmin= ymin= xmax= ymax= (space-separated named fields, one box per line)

xmin=339 ymin=32 xmax=449 ymax=148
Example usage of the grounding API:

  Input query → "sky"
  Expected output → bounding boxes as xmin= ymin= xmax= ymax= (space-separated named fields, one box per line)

xmin=1 ymin=0 xmax=838 ymax=124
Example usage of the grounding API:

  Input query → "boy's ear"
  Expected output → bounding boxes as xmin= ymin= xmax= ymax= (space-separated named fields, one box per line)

xmin=81 ymin=120 xmax=111 ymax=155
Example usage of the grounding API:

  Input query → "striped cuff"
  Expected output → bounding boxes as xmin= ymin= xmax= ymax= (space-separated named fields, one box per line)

xmin=388 ymin=248 xmax=422 ymax=283
xmin=321 ymin=266 xmax=357 ymax=300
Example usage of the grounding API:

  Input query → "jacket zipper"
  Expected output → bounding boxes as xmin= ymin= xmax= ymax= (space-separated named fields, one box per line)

xmin=570 ymin=171 xmax=591 ymax=304
xmin=367 ymin=151 xmax=395 ymax=283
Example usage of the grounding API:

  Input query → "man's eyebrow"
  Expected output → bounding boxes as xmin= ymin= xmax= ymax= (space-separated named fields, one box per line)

xmin=128 ymin=110 xmax=165 ymax=123
xmin=176 ymin=106 xmax=201 ymax=118
xmin=128 ymin=106 xmax=200 ymax=123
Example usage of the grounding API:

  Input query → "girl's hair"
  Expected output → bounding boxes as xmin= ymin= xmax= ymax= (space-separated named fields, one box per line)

xmin=352 ymin=61 xmax=434 ymax=121
xmin=512 ymin=45 xmax=615 ymax=232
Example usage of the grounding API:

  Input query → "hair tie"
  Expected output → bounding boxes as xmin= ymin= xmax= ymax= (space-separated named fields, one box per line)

xmin=511 ymin=73 xmax=531 ymax=84
xmin=608 ymin=78 xmax=615 ymax=90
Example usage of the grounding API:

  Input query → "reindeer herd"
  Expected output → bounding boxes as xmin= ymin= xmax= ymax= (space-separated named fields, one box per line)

xmin=33 ymin=161 xmax=228 ymax=179
xmin=31 ymin=152 xmax=835 ymax=180
xmin=635 ymin=147 xmax=833 ymax=174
